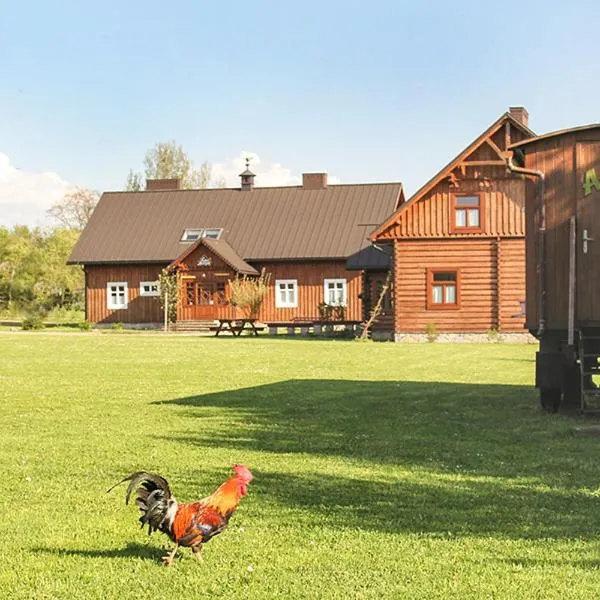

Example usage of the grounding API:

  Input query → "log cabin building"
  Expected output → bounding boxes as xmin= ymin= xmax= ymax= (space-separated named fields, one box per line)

xmin=67 ymin=170 xmax=404 ymax=327
xmin=369 ymin=108 xmax=535 ymax=339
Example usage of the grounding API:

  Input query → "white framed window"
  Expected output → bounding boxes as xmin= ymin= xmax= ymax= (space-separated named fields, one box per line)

xmin=140 ymin=281 xmax=160 ymax=297
xmin=203 ymin=228 xmax=223 ymax=239
xmin=181 ymin=229 xmax=203 ymax=241
xmin=181 ymin=228 xmax=223 ymax=241
xmin=107 ymin=282 xmax=128 ymax=309
xmin=323 ymin=279 xmax=347 ymax=306
xmin=275 ymin=279 xmax=298 ymax=308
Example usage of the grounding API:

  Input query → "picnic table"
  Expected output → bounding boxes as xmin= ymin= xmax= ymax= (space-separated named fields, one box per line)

xmin=211 ymin=318 xmax=264 ymax=337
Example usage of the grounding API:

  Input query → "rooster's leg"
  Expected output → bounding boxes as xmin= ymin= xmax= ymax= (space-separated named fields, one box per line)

xmin=162 ymin=544 xmax=179 ymax=566
xmin=192 ymin=543 xmax=203 ymax=563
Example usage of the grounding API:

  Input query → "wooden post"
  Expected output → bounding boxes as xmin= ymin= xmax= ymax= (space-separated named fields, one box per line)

xmin=568 ymin=216 xmax=576 ymax=347
xmin=164 ymin=288 xmax=168 ymax=333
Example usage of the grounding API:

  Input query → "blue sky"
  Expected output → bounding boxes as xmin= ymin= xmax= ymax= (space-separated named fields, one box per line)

xmin=1 ymin=0 xmax=599 ymax=226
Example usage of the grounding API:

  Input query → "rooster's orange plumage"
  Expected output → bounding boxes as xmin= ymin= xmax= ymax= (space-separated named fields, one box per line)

xmin=109 ymin=464 xmax=253 ymax=565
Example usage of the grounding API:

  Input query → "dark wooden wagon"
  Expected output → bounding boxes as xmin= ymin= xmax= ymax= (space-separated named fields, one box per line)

xmin=510 ymin=124 xmax=600 ymax=412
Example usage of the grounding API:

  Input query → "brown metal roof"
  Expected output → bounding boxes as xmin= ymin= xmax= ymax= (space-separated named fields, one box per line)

xmin=346 ymin=243 xmax=392 ymax=271
xmin=167 ymin=238 xmax=259 ymax=275
xmin=68 ymin=183 xmax=403 ymax=264
xmin=509 ymin=124 xmax=600 ymax=149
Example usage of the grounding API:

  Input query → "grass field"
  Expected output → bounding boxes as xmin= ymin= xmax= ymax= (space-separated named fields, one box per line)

xmin=1 ymin=333 xmax=600 ymax=599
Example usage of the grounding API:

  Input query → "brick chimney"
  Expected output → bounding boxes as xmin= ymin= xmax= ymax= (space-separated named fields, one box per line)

xmin=302 ymin=172 xmax=328 ymax=190
xmin=509 ymin=106 xmax=529 ymax=128
xmin=146 ymin=178 xmax=182 ymax=191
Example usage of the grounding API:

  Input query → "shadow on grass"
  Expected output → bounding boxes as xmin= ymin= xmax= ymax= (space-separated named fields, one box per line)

xmin=151 ymin=379 xmax=600 ymax=540
xmin=32 ymin=542 xmax=164 ymax=562
xmin=501 ymin=556 xmax=600 ymax=570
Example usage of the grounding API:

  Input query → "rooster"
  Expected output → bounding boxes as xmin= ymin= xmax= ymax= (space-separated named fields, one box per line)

xmin=108 ymin=464 xmax=253 ymax=565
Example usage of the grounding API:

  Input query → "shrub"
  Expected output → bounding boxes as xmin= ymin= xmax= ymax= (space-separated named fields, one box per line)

xmin=487 ymin=328 xmax=502 ymax=343
xmin=318 ymin=303 xmax=333 ymax=320
xmin=424 ymin=322 xmax=438 ymax=343
xmin=333 ymin=305 xmax=346 ymax=320
xmin=78 ymin=321 xmax=92 ymax=331
xmin=228 ymin=269 xmax=271 ymax=319
xmin=22 ymin=315 xmax=45 ymax=331
xmin=110 ymin=322 xmax=124 ymax=332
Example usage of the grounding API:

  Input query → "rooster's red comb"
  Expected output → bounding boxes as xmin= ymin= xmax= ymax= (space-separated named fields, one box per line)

xmin=232 ymin=464 xmax=253 ymax=482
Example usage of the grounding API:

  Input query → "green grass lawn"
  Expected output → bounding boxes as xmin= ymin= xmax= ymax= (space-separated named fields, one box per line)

xmin=1 ymin=333 xmax=600 ymax=599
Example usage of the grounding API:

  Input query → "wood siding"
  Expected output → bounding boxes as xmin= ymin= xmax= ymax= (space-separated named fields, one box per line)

xmin=175 ymin=244 xmax=236 ymax=321
xmin=253 ymin=261 xmax=363 ymax=322
xmin=85 ymin=264 xmax=167 ymax=324
xmin=393 ymin=238 xmax=525 ymax=333
xmin=377 ymin=177 xmax=526 ymax=240
xmin=371 ymin=115 xmax=530 ymax=335
xmin=523 ymin=129 xmax=600 ymax=330
xmin=84 ymin=260 xmax=363 ymax=324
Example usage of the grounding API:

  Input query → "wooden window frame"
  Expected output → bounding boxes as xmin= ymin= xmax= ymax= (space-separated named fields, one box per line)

xmin=275 ymin=279 xmax=298 ymax=308
xmin=426 ymin=269 xmax=461 ymax=310
xmin=451 ymin=193 xmax=484 ymax=233
xmin=323 ymin=278 xmax=347 ymax=306
xmin=140 ymin=280 xmax=160 ymax=297
xmin=107 ymin=281 xmax=128 ymax=310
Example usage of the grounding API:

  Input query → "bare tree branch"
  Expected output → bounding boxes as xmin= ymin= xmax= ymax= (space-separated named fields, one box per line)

xmin=47 ymin=187 xmax=100 ymax=230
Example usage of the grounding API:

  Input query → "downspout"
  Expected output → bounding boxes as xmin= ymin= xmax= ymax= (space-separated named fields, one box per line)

xmin=506 ymin=156 xmax=546 ymax=336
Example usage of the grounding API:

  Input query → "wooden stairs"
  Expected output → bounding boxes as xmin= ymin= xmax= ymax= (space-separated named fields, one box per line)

xmin=170 ymin=320 xmax=215 ymax=333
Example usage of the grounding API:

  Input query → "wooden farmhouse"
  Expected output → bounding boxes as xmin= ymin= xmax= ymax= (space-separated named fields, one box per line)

xmin=67 ymin=171 xmax=403 ymax=328
xmin=369 ymin=108 xmax=535 ymax=338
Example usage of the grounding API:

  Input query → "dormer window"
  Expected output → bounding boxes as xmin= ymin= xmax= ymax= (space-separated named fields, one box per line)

xmin=452 ymin=194 xmax=483 ymax=232
xmin=181 ymin=228 xmax=223 ymax=242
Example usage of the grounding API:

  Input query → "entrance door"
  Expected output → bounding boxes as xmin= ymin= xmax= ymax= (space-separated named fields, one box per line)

xmin=180 ymin=279 xmax=227 ymax=320
xmin=576 ymin=141 xmax=600 ymax=323
xmin=368 ymin=272 xmax=393 ymax=329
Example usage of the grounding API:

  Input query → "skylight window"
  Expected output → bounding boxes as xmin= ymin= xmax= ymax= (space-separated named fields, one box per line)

xmin=204 ymin=228 xmax=223 ymax=239
xmin=181 ymin=228 xmax=223 ymax=242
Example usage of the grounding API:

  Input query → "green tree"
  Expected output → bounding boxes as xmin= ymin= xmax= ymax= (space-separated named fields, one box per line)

xmin=0 ymin=226 xmax=83 ymax=313
xmin=34 ymin=229 xmax=84 ymax=309
xmin=0 ymin=227 xmax=10 ymax=308
xmin=0 ymin=226 xmax=42 ymax=309
xmin=125 ymin=141 xmax=225 ymax=190
xmin=125 ymin=169 xmax=143 ymax=191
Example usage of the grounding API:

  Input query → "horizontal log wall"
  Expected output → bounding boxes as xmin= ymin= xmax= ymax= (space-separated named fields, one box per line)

xmin=499 ymin=238 xmax=526 ymax=331
xmin=393 ymin=238 xmax=525 ymax=333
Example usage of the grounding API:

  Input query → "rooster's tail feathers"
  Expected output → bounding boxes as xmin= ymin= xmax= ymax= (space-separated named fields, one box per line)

xmin=107 ymin=471 xmax=172 ymax=504
xmin=108 ymin=471 xmax=175 ymax=536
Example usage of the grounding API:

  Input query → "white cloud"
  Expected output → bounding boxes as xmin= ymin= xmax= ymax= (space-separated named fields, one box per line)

xmin=211 ymin=151 xmax=340 ymax=188
xmin=0 ymin=152 xmax=74 ymax=228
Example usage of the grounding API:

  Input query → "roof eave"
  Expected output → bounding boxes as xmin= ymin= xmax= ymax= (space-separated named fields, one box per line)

xmin=369 ymin=112 xmax=535 ymax=241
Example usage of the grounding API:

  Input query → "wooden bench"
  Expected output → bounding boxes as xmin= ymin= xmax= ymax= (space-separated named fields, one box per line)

xmin=264 ymin=320 xmax=362 ymax=337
